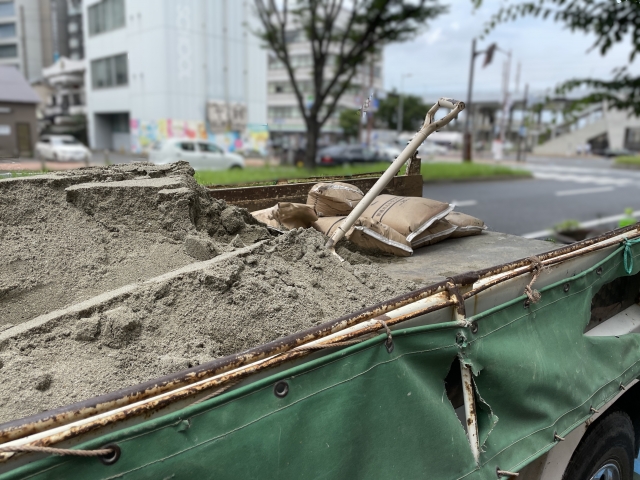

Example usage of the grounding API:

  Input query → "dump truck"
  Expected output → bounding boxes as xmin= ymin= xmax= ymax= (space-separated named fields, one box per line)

xmin=1 ymin=99 xmax=640 ymax=480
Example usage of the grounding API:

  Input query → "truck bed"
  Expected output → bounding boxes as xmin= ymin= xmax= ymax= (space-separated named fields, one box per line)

xmin=381 ymin=231 xmax=552 ymax=285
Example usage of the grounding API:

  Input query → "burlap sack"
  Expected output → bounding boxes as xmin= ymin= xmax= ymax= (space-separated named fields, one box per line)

xmin=312 ymin=216 xmax=413 ymax=257
xmin=446 ymin=212 xmax=487 ymax=238
xmin=410 ymin=219 xmax=457 ymax=248
xmin=251 ymin=202 xmax=318 ymax=230
xmin=307 ymin=182 xmax=364 ymax=216
xmin=361 ymin=195 xmax=453 ymax=242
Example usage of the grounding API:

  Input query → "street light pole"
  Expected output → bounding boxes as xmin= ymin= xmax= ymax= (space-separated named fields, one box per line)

xmin=516 ymin=83 xmax=529 ymax=162
xmin=397 ymin=73 xmax=412 ymax=135
xmin=463 ymin=38 xmax=477 ymax=163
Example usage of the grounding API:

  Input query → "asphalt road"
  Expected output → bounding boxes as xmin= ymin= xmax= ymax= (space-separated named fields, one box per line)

xmin=423 ymin=157 xmax=640 ymax=238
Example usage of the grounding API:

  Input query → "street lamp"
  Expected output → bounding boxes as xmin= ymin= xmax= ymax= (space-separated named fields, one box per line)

xmin=462 ymin=40 xmax=503 ymax=162
xmin=397 ymin=73 xmax=412 ymax=135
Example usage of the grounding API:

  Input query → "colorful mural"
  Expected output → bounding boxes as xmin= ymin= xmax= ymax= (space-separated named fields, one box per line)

xmin=130 ymin=119 xmax=269 ymax=155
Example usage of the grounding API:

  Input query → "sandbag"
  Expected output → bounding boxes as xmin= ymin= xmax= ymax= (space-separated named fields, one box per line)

xmin=251 ymin=202 xmax=318 ymax=230
xmin=446 ymin=211 xmax=487 ymax=238
xmin=312 ymin=216 xmax=413 ymax=257
xmin=361 ymin=194 xmax=453 ymax=243
xmin=410 ymin=219 xmax=457 ymax=248
xmin=307 ymin=182 xmax=364 ymax=216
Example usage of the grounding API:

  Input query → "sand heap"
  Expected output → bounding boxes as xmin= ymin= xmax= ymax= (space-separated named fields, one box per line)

xmin=0 ymin=163 xmax=416 ymax=423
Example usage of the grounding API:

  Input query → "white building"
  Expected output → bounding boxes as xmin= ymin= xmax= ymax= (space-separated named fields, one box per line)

xmin=83 ymin=0 xmax=267 ymax=154
xmin=0 ymin=0 xmax=83 ymax=82
xmin=267 ymin=27 xmax=383 ymax=148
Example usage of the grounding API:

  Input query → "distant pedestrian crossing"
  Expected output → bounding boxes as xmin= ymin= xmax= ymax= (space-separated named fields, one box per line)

xmin=525 ymin=163 xmax=640 ymax=188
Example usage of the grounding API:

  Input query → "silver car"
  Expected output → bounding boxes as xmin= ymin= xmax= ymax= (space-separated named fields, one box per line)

xmin=149 ymin=139 xmax=244 ymax=171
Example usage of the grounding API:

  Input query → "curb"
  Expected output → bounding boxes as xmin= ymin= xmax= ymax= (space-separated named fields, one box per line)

xmin=422 ymin=174 xmax=533 ymax=184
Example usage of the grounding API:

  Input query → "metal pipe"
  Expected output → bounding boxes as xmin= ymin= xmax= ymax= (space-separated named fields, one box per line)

xmin=326 ymin=98 xmax=465 ymax=249
xmin=461 ymin=363 xmax=480 ymax=463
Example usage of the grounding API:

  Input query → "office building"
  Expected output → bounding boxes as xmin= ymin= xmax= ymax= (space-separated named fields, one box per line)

xmin=84 ymin=0 xmax=267 ymax=153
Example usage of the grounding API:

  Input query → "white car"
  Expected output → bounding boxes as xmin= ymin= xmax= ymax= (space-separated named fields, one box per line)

xmin=36 ymin=135 xmax=92 ymax=162
xmin=420 ymin=141 xmax=448 ymax=157
xmin=149 ymin=139 xmax=244 ymax=171
xmin=376 ymin=144 xmax=404 ymax=162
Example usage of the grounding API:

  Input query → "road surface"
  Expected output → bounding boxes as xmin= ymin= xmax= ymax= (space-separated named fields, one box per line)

xmin=423 ymin=157 xmax=639 ymax=238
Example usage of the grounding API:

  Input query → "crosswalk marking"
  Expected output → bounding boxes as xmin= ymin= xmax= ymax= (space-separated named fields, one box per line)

xmin=555 ymin=186 xmax=615 ymax=196
xmin=532 ymin=171 xmax=634 ymax=187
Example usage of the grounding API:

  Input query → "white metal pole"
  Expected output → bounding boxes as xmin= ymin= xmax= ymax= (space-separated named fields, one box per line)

xmin=326 ymin=98 xmax=465 ymax=250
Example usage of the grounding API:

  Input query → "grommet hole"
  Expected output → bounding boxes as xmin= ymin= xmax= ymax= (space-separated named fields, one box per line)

xmin=274 ymin=381 xmax=289 ymax=398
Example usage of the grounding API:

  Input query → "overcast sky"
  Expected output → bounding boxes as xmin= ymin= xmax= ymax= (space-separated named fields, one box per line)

xmin=384 ymin=0 xmax=639 ymax=102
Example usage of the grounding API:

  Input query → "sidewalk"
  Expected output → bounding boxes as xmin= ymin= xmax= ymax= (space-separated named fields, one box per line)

xmin=0 ymin=151 xmax=271 ymax=174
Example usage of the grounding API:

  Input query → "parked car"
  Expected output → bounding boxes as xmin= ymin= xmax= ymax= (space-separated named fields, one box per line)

xmin=375 ymin=144 xmax=403 ymax=162
xmin=602 ymin=148 xmax=635 ymax=158
xmin=149 ymin=139 xmax=244 ymax=170
xmin=316 ymin=145 xmax=384 ymax=165
xmin=420 ymin=141 xmax=448 ymax=157
xmin=35 ymin=135 xmax=91 ymax=162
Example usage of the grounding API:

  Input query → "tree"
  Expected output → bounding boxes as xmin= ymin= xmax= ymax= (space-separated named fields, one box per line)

xmin=476 ymin=0 xmax=640 ymax=115
xmin=254 ymin=0 xmax=448 ymax=168
xmin=339 ymin=108 xmax=361 ymax=139
xmin=377 ymin=91 xmax=429 ymax=131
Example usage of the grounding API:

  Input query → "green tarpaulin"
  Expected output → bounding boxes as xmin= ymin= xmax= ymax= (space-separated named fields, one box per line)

xmin=4 ymin=243 xmax=640 ymax=479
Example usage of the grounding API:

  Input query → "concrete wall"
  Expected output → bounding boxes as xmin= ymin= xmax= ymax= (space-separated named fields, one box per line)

xmin=0 ymin=101 xmax=37 ymax=157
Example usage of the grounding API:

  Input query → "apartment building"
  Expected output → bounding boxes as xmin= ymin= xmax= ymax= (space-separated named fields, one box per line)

xmin=0 ymin=0 xmax=83 ymax=82
xmin=267 ymin=28 xmax=383 ymax=148
xmin=84 ymin=0 xmax=267 ymax=153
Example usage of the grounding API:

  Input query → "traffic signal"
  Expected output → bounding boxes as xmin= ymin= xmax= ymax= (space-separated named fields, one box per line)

xmin=483 ymin=43 xmax=497 ymax=68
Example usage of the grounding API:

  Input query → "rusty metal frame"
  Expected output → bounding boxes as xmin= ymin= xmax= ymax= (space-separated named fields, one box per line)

xmin=1 ymin=224 xmax=639 ymax=459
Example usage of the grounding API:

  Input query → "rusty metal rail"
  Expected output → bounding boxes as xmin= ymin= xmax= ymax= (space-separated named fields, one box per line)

xmin=1 ymin=224 xmax=639 ymax=460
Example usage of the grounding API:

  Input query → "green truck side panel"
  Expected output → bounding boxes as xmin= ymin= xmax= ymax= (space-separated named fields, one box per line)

xmin=4 ymin=243 xmax=640 ymax=480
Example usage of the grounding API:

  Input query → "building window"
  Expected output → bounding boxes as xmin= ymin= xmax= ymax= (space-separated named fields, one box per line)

xmin=0 ymin=1 xmax=15 ymax=17
xmin=0 ymin=44 xmax=17 ymax=58
xmin=68 ymin=21 xmax=78 ymax=33
xmin=268 ymin=54 xmax=313 ymax=70
xmin=268 ymin=106 xmax=301 ymax=119
xmin=69 ymin=37 xmax=79 ymax=48
xmin=268 ymin=80 xmax=314 ymax=95
xmin=91 ymin=53 xmax=128 ymax=89
xmin=88 ymin=0 xmax=125 ymax=36
xmin=0 ymin=22 xmax=15 ymax=38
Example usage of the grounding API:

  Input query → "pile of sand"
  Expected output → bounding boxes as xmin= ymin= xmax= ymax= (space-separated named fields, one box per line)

xmin=0 ymin=163 xmax=415 ymax=423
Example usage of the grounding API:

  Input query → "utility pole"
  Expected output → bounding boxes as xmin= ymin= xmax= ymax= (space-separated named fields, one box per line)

xmin=462 ymin=38 xmax=477 ymax=162
xmin=397 ymin=73 xmax=412 ymax=135
xmin=462 ymin=40 xmax=498 ymax=162
xmin=366 ymin=56 xmax=375 ymax=147
xmin=499 ymin=50 xmax=512 ymax=144
xmin=516 ymin=83 xmax=529 ymax=162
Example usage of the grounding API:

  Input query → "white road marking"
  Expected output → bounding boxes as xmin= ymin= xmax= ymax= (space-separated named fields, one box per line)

xmin=555 ymin=186 xmax=615 ymax=197
xmin=521 ymin=210 xmax=640 ymax=239
xmin=452 ymin=200 xmax=478 ymax=207
xmin=532 ymin=171 xmax=634 ymax=187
